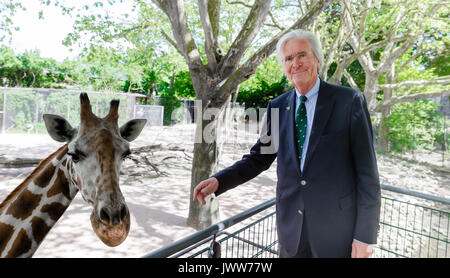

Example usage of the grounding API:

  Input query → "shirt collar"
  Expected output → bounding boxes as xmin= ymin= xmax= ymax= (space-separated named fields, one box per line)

xmin=295 ymin=77 xmax=320 ymax=101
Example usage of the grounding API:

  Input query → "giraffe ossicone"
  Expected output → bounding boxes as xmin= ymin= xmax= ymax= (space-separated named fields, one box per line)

xmin=0 ymin=93 xmax=146 ymax=257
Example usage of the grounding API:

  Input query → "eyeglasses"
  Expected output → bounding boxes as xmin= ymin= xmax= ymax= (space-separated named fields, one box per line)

xmin=284 ymin=51 xmax=312 ymax=64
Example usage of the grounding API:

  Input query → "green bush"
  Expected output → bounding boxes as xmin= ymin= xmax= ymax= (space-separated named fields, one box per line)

xmin=385 ymin=99 xmax=445 ymax=152
xmin=237 ymin=76 xmax=291 ymax=109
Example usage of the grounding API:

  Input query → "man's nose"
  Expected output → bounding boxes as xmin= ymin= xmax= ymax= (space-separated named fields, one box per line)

xmin=292 ymin=56 xmax=303 ymax=67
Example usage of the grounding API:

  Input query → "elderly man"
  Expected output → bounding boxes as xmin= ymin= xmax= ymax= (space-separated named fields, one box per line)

xmin=193 ymin=29 xmax=381 ymax=258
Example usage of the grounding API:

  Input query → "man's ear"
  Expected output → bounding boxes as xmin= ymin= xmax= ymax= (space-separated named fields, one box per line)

xmin=119 ymin=119 xmax=147 ymax=142
xmin=43 ymin=114 xmax=77 ymax=142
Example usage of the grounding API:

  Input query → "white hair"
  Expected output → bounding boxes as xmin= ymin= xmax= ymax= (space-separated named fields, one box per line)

xmin=276 ymin=29 xmax=324 ymax=72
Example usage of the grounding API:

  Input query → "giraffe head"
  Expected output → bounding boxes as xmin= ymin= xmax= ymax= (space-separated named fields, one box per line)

xmin=42 ymin=93 xmax=146 ymax=247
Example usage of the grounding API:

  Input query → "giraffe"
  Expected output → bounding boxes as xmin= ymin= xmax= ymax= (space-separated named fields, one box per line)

xmin=0 ymin=93 xmax=146 ymax=257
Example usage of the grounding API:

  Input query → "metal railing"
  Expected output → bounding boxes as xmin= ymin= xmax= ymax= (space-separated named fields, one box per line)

xmin=143 ymin=184 xmax=450 ymax=258
xmin=375 ymin=185 xmax=450 ymax=258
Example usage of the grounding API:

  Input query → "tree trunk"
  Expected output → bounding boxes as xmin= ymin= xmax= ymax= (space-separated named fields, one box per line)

xmin=170 ymin=72 xmax=175 ymax=93
xmin=363 ymin=75 xmax=379 ymax=113
xmin=231 ymin=84 xmax=240 ymax=109
xmin=378 ymin=64 xmax=395 ymax=152
xmin=378 ymin=107 xmax=391 ymax=152
xmin=186 ymin=114 xmax=221 ymax=229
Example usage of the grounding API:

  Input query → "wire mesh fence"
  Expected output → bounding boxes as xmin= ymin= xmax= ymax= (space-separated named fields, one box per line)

xmin=0 ymin=88 xmax=164 ymax=134
xmin=184 ymin=210 xmax=278 ymax=258
xmin=374 ymin=196 xmax=449 ymax=258
xmin=143 ymin=184 xmax=450 ymax=258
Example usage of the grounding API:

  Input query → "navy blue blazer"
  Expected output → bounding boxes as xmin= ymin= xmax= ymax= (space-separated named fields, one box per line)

xmin=213 ymin=79 xmax=381 ymax=257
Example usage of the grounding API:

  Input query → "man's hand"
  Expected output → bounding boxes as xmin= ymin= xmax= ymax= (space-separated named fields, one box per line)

xmin=351 ymin=240 xmax=374 ymax=258
xmin=193 ymin=177 xmax=219 ymax=205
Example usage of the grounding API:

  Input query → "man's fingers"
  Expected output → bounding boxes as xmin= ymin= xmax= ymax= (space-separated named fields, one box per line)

xmin=198 ymin=193 xmax=206 ymax=205
xmin=201 ymin=186 xmax=211 ymax=196
xmin=193 ymin=182 xmax=206 ymax=201
xmin=193 ymin=184 xmax=201 ymax=201
xmin=193 ymin=178 xmax=219 ymax=205
xmin=193 ymin=182 xmax=208 ymax=205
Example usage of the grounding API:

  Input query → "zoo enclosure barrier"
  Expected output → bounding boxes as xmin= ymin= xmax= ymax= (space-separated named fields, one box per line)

xmin=0 ymin=87 xmax=164 ymax=134
xmin=143 ymin=184 xmax=450 ymax=258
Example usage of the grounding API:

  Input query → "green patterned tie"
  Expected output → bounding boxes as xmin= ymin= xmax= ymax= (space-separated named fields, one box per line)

xmin=295 ymin=95 xmax=308 ymax=164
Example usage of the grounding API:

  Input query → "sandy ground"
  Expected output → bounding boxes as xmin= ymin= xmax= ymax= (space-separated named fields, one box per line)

xmin=0 ymin=123 xmax=448 ymax=258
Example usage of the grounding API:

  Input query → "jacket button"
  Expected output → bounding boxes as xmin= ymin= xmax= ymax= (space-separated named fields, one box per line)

xmin=298 ymin=210 xmax=303 ymax=215
xmin=301 ymin=180 xmax=307 ymax=186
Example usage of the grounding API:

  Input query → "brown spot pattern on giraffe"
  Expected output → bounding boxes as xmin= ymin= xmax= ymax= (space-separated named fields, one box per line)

xmin=0 ymin=222 xmax=15 ymax=255
xmin=6 ymin=229 xmax=32 ymax=258
xmin=6 ymin=189 xmax=42 ymax=220
xmin=31 ymin=216 xmax=51 ymax=244
xmin=47 ymin=168 xmax=71 ymax=200
xmin=41 ymin=202 xmax=68 ymax=221
xmin=0 ymin=145 xmax=67 ymax=211
xmin=34 ymin=163 xmax=56 ymax=188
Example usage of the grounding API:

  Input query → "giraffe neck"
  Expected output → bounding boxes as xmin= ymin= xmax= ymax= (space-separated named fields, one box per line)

xmin=0 ymin=144 xmax=79 ymax=258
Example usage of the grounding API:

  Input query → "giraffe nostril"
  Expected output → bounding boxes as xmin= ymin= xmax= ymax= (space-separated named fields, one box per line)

xmin=100 ymin=207 xmax=111 ymax=224
xmin=120 ymin=205 xmax=128 ymax=221
xmin=99 ymin=205 xmax=127 ymax=226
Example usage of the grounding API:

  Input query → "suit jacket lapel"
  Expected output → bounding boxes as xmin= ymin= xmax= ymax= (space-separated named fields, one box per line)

xmin=303 ymin=80 xmax=335 ymax=174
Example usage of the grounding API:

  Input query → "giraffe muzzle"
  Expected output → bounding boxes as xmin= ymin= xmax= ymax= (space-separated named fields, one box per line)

xmin=90 ymin=203 xmax=130 ymax=247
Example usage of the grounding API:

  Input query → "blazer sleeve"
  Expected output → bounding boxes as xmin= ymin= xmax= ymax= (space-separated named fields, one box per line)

xmin=213 ymin=102 xmax=277 ymax=196
xmin=350 ymin=92 xmax=381 ymax=244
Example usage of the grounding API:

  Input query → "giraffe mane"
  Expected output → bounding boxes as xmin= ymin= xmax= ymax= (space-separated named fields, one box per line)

xmin=0 ymin=144 xmax=68 ymax=211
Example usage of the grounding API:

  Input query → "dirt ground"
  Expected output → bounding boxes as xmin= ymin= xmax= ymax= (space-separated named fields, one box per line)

xmin=0 ymin=123 xmax=448 ymax=257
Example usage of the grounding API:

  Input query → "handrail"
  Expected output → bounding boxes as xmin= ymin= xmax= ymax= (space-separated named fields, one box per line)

xmin=142 ymin=184 xmax=450 ymax=258
xmin=142 ymin=198 xmax=275 ymax=258
xmin=380 ymin=183 xmax=450 ymax=205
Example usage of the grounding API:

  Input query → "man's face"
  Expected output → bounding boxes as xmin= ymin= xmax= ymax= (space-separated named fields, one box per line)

xmin=282 ymin=38 xmax=320 ymax=94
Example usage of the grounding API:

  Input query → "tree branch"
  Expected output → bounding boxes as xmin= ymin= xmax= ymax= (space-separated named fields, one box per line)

xmin=321 ymin=4 xmax=347 ymax=80
xmin=226 ymin=0 xmax=252 ymax=8
xmin=218 ymin=0 xmax=273 ymax=79
xmin=152 ymin=0 xmax=208 ymax=98
xmin=214 ymin=0 xmax=334 ymax=106
xmin=198 ymin=0 xmax=218 ymax=69
xmin=343 ymin=69 xmax=359 ymax=90
xmin=152 ymin=0 xmax=204 ymax=70
xmin=328 ymin=34 xmax=410 ymax=83
xmin=267 ymin=11 xmax=285 ymax=31
xmin=160 ymin=30 xmax=184 ymax=57
xmin=375 ymin=89 xmax=450 ymax=111
xmin=378 ymin=76 xmax=450 ymax=90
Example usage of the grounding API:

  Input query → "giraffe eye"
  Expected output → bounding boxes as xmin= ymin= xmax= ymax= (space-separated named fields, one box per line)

xmin=68 ymin=152 xmax=80 ymax=163
xmin=121 ymin=150 xmax=131 ymax=160
xmin=68 ymin=150 xmax=86 ymax=163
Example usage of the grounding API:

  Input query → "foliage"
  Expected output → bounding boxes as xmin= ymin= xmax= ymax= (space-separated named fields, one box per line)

xmin=173 ymin=71 xmax=195 ymax=98
xmin=0 ymin=0 xmax=448 ymax=153
xmin=238 ymin=77 xmax=290 ymax=109
xmin=0 ymin=46 xmax=83 ymax=88
xmin=385 ymin=100 xmax=446 ymax=153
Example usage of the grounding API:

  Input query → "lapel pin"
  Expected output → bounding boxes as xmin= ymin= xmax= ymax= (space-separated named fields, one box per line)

xmin=286 ymin=106 xmax=291 ymax=110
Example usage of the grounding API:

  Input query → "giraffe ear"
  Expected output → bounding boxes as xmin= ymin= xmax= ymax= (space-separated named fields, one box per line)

xmin=119 ymin=119 xmax=147 ymax=142
xmin=43 ymin=114 xmax=77 ymax=142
